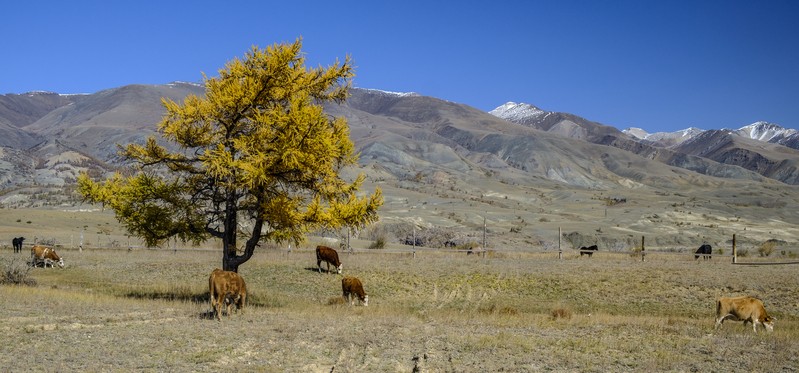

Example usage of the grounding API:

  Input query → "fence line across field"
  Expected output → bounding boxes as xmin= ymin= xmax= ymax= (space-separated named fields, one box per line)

xmin=6 ymin=231 xmax=797 ymax=265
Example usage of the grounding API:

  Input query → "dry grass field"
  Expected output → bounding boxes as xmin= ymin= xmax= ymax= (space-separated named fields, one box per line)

xmin=1 ymin=245 xmax=797 ymax=372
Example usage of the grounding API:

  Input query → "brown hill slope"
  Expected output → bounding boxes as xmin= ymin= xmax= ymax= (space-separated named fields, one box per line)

xmin=674 ymin=130 xmax=799 ymax=184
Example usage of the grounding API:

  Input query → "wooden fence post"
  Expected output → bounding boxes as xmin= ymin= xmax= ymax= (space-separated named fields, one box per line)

xmin=732 ymin=234 xmax=737 ymax=264
xmin=641 ymin=235 xmax=646 ymax=262
xmin=558 ymin=227 xmax=563 ymax=260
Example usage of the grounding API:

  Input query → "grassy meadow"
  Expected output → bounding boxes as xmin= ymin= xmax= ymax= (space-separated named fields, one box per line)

xmin=1 ymin=246 xmax=797 ymax=372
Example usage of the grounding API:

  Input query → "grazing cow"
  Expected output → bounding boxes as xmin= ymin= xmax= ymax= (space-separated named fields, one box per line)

xmin=12 ymin=237 xmax=25 ymax=253
xmin=30 ymin=245 xmax=64 ymax=268
xmin=579 ymin=245 xmax=598 ymax=257
xmin=695 ymin=244 xmax=712 ymax=260
xmin=715 ymin=296 xmax=775 ymax=333
xmin=342 ymin=276 xmax=368 ymax=306
xmin=316 ymin=245 xmax=342 ymax=274
xmin=208 ymin=268 xmax=247 ymax=321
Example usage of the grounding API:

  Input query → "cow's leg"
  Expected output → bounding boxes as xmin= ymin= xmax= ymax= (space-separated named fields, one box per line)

xmin=744 ymin=318 xmax=759 ymax=333
xmin=225 ymin=293 xmax=237 ymax=317
xmin=209 ymin=290 xmax=217 ymax=319
xmin=317 ymin=259 xmax=322 ymax=273
xmin=213 ymin=290 xmax=222 ymax=321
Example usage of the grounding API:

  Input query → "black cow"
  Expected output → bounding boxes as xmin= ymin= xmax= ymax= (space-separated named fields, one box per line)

xmin=12 ymin=237 xmax=25 ymax=253
xmin=695 ymin=244 xmax=712 ymax=260
xmin=579 ymin=245 xmax=598 ymax=257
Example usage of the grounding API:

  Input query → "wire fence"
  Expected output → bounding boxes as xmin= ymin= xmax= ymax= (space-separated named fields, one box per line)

xmin=4 ymin=232 xmax=798 ymax=265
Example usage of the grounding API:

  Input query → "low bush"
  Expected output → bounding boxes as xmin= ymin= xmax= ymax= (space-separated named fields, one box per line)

xmin=1 ymin=258 xmax=36 ymax=286
xmin=758 ymin=241 xmax=776 ymax=257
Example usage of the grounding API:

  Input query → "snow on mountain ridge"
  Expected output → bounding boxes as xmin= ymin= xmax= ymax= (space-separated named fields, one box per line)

xmin=623 ymin=127 xmax=705 ymax=142
xmin=623 ymin=127 xmax=648 ymax=139
xmin=358 ymin=88 xmax=420 ymax=97
xmin=489 ymin=102 xmax=545 ymax=122
xmin=734 ymin=121 xmax=797 ymax=142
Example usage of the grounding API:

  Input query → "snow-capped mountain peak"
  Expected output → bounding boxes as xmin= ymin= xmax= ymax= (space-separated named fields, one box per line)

xmin=489 ymin=102 xmax=545 ymax=122
xmin=622 ymin=127 xmax=649 ymax=139
xmin=734 ymin=121 xmax=797 ymax=142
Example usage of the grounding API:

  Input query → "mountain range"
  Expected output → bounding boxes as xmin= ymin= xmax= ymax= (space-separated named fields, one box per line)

xmin=2 ymin=83 xmax=798 ymax=250
xmin=489 ymin=102 xmax=799 ymax=184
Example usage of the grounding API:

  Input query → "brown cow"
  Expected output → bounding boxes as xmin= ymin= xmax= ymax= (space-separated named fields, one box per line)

xmin=208 ymin=268 xmax=247 ymax=321
xmin=30 ymin=245 xmax=64 ymax=268
xmin=316 ymin=245 xmax=342 ymax=274
xmin=715 ymin=296 xmax=775 ymax=333
xmin=342 ymin=276 xmax=368 ymax=306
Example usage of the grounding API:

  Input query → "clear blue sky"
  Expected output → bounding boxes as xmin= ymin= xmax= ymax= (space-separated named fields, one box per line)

xmin=3 ymin=0 xmax=798 ymax=133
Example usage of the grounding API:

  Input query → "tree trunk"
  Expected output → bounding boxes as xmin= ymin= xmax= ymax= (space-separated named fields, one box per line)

xmin=222 ymin=192 xmax=239 ymax=272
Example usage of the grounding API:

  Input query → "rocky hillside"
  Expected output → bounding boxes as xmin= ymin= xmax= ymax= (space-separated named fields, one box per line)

xmin=490 ymin=102 xmax=799 ymax=184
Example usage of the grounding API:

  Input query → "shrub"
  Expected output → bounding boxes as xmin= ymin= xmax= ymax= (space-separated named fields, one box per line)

xmin=757 ymin=241 xmax=776 ymax=257
xmin=1 ymin=258 xmax=36 ymax=286
xmin=737 ymin=249 xmax=749 ymax=257
xmin=368 ymin=235 xmax=386 ymax=250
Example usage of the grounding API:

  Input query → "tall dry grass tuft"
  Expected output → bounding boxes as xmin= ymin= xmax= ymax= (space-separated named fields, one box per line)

xmin=551 ymin=307 xmax=572 ymax=320
xmin=327 ymin=296 xmax=347 ymax=306
xmin=479 ymin=303 xmax=520 ymax=316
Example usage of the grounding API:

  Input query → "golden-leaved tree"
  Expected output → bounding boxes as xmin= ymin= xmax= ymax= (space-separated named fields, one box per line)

xmin=78 ymin=39 xmax=383 ymax=272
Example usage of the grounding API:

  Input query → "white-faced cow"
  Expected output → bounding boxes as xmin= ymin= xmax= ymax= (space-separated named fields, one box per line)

xmin=715 ymin=296 xmax=775 ymax=333
xmin=342 ymin=276 xmax=368 ymax=306
xmin=12 ymin=237 xmax=25 ymax=253
xmin=316 ymin=245 xmax=342 ymax=274
xmin=695 ymin=244 xmax=712 ymax=260
xmin=208 ymin=268 xmax=247 ymax=321
xmin=30 ymin=245 xmax=64 ymax=268
xmin=579 ymin=245 xmax=598 ymax=257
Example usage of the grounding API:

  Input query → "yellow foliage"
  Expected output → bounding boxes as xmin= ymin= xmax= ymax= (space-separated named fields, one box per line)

xmin=78 ymin=38 xmax=383 ymax=264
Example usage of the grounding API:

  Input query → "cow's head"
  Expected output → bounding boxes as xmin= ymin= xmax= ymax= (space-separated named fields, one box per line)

xmin=48 ymin=250 xmax=65 ymax=268
xmin=336 ymin=264 xmax=343 ymax=274
xmin=763 ymin=316 xmax=775 ymax=332
xmin=362 ymin=294 xmax=369 ymax=307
